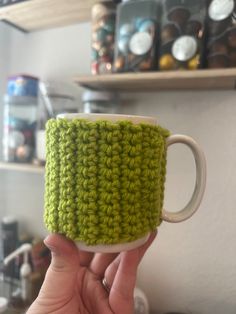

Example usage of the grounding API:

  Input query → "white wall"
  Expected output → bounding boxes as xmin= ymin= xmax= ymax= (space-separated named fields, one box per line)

xmin=0 ymin=22 xmax=10 ymax=94
xmin=0 ymin=22 xmax=12 ymax=219
xmin=1 ymin=23 xmax=236 ymax=314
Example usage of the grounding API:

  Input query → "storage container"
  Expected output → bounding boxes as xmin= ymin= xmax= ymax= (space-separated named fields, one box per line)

xmin=114 ymin=0 xmax=160 ymax=72
xmin=3 ymin=96 xmax=38 ymax=163
xmin=82 ymin=90 xmax=120 ymax=114
xmin=207 ymin=0 xmax=236 ymax=68
xmin=36 ymin=81 xmax=79 ymax=163
xmin=159 ymin=0 xmax=207 ymax=71
xmin=7 ymin=74 xmax=38 ymax=97
xmin=91 ymin=1 xmax=116 ymax=74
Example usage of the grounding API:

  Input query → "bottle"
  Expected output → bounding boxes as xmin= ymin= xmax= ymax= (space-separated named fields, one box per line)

xmin=114 ymin=0 xmax=161 ymax=72
xmin=4 ymin=243 xmax=32 ymax=303
xmin=134 ymin=287 xmax=149 ymax=314
xmin=1 ymin=216 xmax=18 ymax=279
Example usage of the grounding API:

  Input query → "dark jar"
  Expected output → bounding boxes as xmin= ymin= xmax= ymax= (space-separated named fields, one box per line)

xmin=91 ymin=1 xmax=116 ymax=75
xmin=207 ymin=0 xmax=236 ymax=68
xmin=114 ymin=0 xmax=161 ymax=73
xmin=159 ymin=0 xmax=207 ymax=71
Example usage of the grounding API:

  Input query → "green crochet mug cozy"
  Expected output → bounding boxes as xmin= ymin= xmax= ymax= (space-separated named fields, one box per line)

xmin=44 ymin=118 xmax=170 ymax=246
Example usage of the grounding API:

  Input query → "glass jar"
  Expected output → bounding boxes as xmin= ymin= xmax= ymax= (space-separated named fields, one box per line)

xmin=159 ymin=0 xmax=207 ymax=71
xmin=3 ymin=96 xmax=38 ymax=163
xmin=82 ymin=90 xmax=120 ymax=114
xmin=114 ymin=0 xmax=160 ymax=72
xmin=39 ymin=81 xmax=79 ymax=117
xmin=7 ymin=74 xmax=38 ymax=97
xmin=207 ymin=0 xmax=236 ymax=68
xmin=91 ymin=1 xmax=116 ymax=75
xmin=36 ymin=81 xmax=79 ymax=163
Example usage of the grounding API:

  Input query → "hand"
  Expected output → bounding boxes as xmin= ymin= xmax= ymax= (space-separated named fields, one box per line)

xmin=26 ymin=232 xmax=157 ymax=314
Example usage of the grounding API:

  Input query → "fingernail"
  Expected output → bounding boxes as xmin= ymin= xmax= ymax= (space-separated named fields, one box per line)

xmin=44 ymin=237 xmax=59 ymax=255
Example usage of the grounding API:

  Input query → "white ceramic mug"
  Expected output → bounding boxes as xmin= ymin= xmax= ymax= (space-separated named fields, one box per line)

xmin=164 ymin=134 xmax=206 ymax=223
xmin=51 ymin=113 xmax=207 ymax=253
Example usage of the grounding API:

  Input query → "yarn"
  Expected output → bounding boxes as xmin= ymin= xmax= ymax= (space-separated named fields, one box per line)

xmin=44 ymin=119 xmax=170 ymax=246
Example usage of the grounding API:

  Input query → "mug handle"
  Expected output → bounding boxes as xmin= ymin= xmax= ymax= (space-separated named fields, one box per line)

xmin=162 ymin=134 xmax=207 ymax=223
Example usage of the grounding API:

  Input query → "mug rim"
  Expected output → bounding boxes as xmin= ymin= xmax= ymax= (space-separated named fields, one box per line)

xmin=57 ymin=113 xmax=157 ymax=125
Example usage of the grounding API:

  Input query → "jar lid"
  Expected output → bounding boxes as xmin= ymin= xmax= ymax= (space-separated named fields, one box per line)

xmin=39 ymin=81 xmax=76 ymax=99
xmin=165 ymin=0 xmax=186 ymax=9
xmin=2 ymin=216 xmax=17 ymax=225
xmin=0 ymin=297 xmax=8 ymax=313
xmin=8 ymin=74 xmax=39 ymax=81
xmin=129 ymin=32 xmax=153 ymax=56
xmin=209 ymin=0 xmax=234 ymax=21
xmin=172 ymin=36 xmax=198 ymax=61
xmin=82 ymin=90 xmax=118 ymax=103
xmin=92 ymin=1 xmax=116 ymax=20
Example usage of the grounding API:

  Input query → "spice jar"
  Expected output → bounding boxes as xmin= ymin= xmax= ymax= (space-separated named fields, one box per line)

xmin=114 ymin=0 xmax=160 ymax=72
xmin=159 ymin=0 xmax=207 ymax=71
xmin=3 ymin=95 xmax=38 ymax=163
xmin=207 ymin=0 xmax=236 ymax=68
xmin=91 ymin=1 xmax=116 ymax=75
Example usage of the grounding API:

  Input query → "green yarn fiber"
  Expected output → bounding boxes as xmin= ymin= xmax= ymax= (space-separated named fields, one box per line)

xmin=44 ymin=118 xmax=170 ymax=246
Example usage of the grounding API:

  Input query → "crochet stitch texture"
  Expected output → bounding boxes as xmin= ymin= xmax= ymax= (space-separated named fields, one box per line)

xmin=44 ymin=118 xmax=170 ymax=246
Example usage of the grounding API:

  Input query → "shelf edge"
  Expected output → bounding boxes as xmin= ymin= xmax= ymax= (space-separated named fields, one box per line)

xmin=0 ymin=162 xmax=45 ymax=174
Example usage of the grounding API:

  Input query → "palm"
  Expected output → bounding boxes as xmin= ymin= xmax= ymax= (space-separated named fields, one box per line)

xmin=76 ymin=267 xmax=112 ymax=314
xmin=59 ymin=251 xmax=132 ymax=314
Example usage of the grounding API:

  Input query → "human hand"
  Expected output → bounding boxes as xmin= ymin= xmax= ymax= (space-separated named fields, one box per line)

xmin=26 ymin=232 xmax=157 ymax=314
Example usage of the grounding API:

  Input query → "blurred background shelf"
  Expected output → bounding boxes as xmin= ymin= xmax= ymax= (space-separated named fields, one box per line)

xmin=0 ymin=162 xmax=44 ymax=174
xmin=0 ymin=0 xmax=96 ymax=32
xmin=75 ymin=68 xmax=236 ymax=92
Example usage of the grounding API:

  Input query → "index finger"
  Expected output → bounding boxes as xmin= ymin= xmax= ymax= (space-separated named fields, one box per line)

xmin=109 ymin=231 xmax=157 ymax=313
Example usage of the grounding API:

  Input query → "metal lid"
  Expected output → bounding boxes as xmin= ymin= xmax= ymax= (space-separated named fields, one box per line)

xmin=2 ymin=216 xmax=17 ymax=225
xmin=129 ymin=32 xmax=153 ymax=56
xmin=209 ymin=0 xmax=234 ymax=21
xmin=172 ymin=36 xmax=198 ymax=61
xmin=92 ymin=1 xmax=116 ymax=20
xmin=8 ymin=74 xmax=38 ymax=81
xmin=82 ymin=90 xmax=118 ymax=103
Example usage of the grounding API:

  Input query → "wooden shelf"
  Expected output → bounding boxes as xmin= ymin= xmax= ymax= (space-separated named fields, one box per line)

xmin=0 ymin=162 xmax=44 ymax=174
xmin=0 ymin=0 xmax=96 ymax=32
xmin=75 ymin=68 xmax=236 ymax=92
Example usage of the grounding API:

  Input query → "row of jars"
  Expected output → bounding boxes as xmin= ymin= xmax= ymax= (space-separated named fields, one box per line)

xmin=3 ymin=77 xmax=80 ymax=164
xmin=91 ymin=0 xmax=236 ymax=74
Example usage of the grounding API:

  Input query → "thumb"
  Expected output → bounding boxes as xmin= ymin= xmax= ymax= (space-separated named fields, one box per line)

xmin=38 ymin=234 xmax=79 ymax=301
